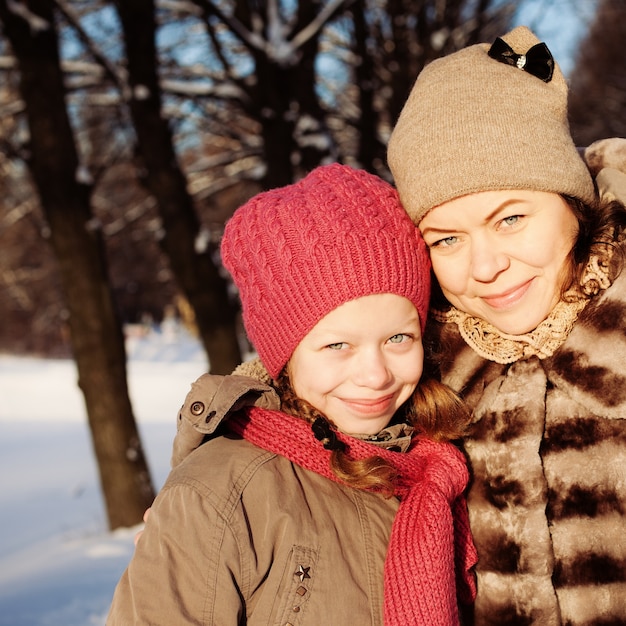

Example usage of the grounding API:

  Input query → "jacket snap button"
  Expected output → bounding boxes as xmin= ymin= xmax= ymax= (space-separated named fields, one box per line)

xmin=190 ymin=401 xmax=205 ymax=416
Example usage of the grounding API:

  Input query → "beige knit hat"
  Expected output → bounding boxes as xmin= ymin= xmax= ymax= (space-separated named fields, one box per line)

xmin=387 ymin=26 xmax=595 ymax=223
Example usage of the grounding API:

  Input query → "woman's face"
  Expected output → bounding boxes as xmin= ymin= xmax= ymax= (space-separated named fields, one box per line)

xmin=420 ymin=190 xmax=579 ymax=335
xmin=288 ymin=293 xmax=423 ymax=435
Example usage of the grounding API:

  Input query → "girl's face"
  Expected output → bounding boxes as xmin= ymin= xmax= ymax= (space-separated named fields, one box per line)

xmin=288 ymin=294 xmax=423 ymax=435
xmin=420 ymin=190 xmax=579 ymax=335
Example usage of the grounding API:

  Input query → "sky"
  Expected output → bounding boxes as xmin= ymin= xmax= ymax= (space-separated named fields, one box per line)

xmin=512 ymin=0 xmax=598 ymax=77
xmin=0 ymin=325 xmax=208 ymax=626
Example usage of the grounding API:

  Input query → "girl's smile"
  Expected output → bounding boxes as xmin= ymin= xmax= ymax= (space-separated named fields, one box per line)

xmin=288 ymin=293 xmax=424 ymax=435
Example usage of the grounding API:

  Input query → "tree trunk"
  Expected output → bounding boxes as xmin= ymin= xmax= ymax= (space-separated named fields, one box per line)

xmin=0 ymin=0 xmax=154 ymax=529
xmin=568 ymin=0 xmax=626 ymax=145
xmin=113 ymin=0 xmax=242 ymax=374
xmin=351 ymin=0 xmax=385 ymax=173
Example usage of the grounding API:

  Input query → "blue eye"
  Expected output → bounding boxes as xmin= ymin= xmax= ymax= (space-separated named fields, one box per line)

xmin=326 ymin=342 xmax=346 ymax=350
xmin=430 ymin=235 xmax=458 ymax=248
xmin=388 ymin=334 xmax=408 ymax=344
xmin=502 ymin=215 xmax=520 ymax=226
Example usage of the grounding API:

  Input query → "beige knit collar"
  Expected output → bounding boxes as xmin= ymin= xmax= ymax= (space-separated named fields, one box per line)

xmin=432 ymin=251 xmax=613 ymax=364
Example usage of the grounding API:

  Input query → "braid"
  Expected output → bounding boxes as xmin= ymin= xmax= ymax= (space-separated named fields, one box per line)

xmin=274 ymin=370 xmax=471 ymax=493
xmin=275 ymin=371 xmax=398 ymax=496
xmin=275 ymin=372 xmax=320 ymax=427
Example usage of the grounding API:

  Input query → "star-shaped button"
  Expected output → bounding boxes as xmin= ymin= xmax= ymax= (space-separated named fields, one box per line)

xmin=294 ymin=565 xmax=311 ymax=582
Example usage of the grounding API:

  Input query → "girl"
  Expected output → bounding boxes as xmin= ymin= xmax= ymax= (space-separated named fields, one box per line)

xmin=107 ymin=164 xmax=476 ymax=625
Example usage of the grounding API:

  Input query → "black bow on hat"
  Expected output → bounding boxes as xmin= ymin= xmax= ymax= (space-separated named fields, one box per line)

xmin=488 ymin=37 xmax=554 ymax=82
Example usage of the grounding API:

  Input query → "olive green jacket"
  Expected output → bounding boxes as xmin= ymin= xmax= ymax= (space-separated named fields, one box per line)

xmin=107 ymin=374 xmax=403 ymax=625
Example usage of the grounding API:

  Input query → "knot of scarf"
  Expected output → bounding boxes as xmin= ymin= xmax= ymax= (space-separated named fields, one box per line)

xmin=229 ymin=406 xmax=477 ymax=626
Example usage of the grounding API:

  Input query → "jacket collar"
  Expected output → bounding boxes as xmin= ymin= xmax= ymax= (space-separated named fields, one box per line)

xmin=172 ymin=372 xmax=414 ymax=469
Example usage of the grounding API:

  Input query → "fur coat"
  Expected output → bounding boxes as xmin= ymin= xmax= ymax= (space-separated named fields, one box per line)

xmin=427 ymin=243 xmax=626 ymax=625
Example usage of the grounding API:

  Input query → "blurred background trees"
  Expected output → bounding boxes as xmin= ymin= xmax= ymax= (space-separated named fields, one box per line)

xmin=568 ymin=0 xmax=626 ymax=144
xmin=0 ymin=0 xmax=623 ymax=528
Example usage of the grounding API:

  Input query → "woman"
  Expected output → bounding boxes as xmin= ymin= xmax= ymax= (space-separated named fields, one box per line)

xmin=388 ymin=25 xmax=626 ymax=626
xmin=107 ymin=164 xmax=476 ymax=625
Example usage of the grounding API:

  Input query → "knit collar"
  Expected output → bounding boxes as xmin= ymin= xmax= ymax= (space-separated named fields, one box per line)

xmin=433 ymin=251 xmax=613 ymax=364
xmin=229 ymin=406 xmax=476 ymax=625
xmin=433 ymin=296 xmax=588 ymax=364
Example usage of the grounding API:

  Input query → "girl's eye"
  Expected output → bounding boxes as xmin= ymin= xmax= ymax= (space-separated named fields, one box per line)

xmin=388 ymin=334 xmax=409 ymax=344
xmin=326 ymin=342 xmax=347 ymax=350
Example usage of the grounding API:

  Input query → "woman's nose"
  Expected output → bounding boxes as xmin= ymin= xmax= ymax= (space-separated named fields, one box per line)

xmin=469 ymin=238 xmax=510 ymax=283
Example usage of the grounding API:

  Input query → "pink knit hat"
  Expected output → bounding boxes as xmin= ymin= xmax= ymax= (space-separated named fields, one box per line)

xmin=221 ymin=164 xmax=431 ymax=379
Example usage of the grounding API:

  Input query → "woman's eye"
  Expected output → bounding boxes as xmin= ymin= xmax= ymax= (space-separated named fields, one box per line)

xmin=502 ymin=215 xmax=520 ymax=226
xmin=431 ymin=235 xmax=458 ymax=248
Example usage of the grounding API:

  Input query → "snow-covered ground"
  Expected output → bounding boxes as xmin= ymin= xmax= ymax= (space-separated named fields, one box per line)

xmin=0 ymin=325 xmax=210 ymax=626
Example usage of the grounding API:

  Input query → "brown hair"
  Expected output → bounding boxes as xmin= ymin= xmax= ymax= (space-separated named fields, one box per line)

xmin=274 ymin=371 xmax=470 ymax=497
xmin=564 ymin=195 xmax=626 ymax=297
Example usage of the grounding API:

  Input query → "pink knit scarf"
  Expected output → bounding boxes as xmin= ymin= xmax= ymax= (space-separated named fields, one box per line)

xmin=229 ymin=407 xmax=477 ymax=626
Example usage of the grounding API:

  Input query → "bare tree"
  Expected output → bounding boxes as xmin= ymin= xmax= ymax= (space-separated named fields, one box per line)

xmin=0 ymin=0 xmax=154 ymax=530
xmin=568 ymin=0 xmax=626 ymax=144
xmin=111 ymin=0 xmax=243 ymax=374
xmin=347 ymin=0 xmax=513 ymax=175
xmin=0 ymin=0 xmax=520 ymax=524
xmin=179 ymin=0 xmax=343 ymax=188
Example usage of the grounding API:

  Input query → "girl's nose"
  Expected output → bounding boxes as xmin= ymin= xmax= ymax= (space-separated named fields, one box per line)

xmin=352 ymin=349 xmax=393 ymax=389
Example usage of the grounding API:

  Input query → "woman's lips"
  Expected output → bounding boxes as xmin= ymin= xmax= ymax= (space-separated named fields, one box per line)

xmin=481 ymin=279 xmax=533 ymax=310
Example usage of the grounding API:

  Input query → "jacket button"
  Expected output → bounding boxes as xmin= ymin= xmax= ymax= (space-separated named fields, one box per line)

xmin=190 ymin=401 xmax=205 ymax=416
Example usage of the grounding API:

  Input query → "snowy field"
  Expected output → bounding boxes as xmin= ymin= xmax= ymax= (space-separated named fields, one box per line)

xmin=0 ymin=326 xmax=210 ymax=626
